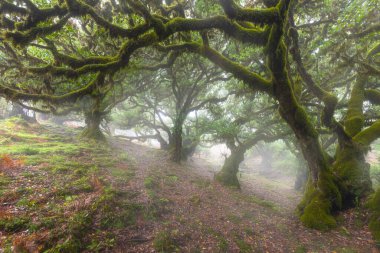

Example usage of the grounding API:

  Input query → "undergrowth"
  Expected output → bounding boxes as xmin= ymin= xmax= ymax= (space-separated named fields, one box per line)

xmin=0 ymin=117 xmax=137 ymax=252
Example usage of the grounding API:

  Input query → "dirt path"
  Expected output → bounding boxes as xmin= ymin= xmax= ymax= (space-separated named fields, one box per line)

xmin=189 ymin=157 xmax=301 ymax=214
xmin=112 ymin=139 xmax=378 ymax=253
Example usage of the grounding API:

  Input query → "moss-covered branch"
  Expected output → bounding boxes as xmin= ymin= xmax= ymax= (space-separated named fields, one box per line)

xmin=4 ymin=14 xmax=71 ymax=47
xmin=17 ymin=13 xmax=270 ymax=79
xmin=288 ymin=8 xmax=338 ymax=128
xmin=65 ymin=0 xmax=151 ymax=38
xmin=353 ymin=119 xmax=380 ymax=146
xmin=219 ymin=0 xmax=280 ymax=24
xmin=0 ymin=1 xmax=29 ymax=15
xmin=0 ymin=73 xmax=104 ymax=104
xmin=344 ymin=75 xmax=366 ymax=137
xmin=164 ymin=16 xmax=270 ymax=45
xmin=159 ymin=42 xmax=273 ymax=94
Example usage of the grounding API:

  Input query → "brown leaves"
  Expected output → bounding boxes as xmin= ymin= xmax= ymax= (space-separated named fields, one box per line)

xmin=89 ymin=174 xmax=104 ymax=192
xmin=0 ymin=154 xmax=25 ymax=170
xmin=12 ymin=232 xmax=49 ymax=253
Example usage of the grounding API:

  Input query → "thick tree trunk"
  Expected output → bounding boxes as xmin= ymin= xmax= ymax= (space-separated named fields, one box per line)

xmin=333 ymin=142 xmax=372 ymax=207
xmin=82 ymin=111 xmax=105 ymax=141
xmin=333 ymin=76 xmax=373 ymax=205
xmin=215 ymin=146 xmax=246 ymax=188
xmin=171 ymin=114 xmax=185 ymax=163
xmin=268 ymin=24 xmax=341 ymax=230
xmin=368 ymin=188 xmax=380 ymax=245
xmin=171 ymin=125 xmax=183 ymax=163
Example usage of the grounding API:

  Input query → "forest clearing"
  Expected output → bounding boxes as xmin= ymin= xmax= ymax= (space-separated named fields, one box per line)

xmin=0 ymin=0 xmax=380 ymax=252
xmin=0 ymin=118 xmax=378 ymax=252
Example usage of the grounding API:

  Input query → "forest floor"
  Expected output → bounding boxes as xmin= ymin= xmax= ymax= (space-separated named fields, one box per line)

xmin=0 ymin=118 xmax=379 ymax=253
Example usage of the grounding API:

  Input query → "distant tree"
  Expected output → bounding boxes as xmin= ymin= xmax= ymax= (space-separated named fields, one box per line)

xmin=113 ymin=54 xmax=233 ymax=162
xmin=200 ymin=94 xmax=290 ymax=188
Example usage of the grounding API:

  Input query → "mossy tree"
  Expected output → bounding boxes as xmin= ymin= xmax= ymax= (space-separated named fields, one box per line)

xmin=202 ymin=94 xmax=290 ymax=188
xmin=113 ymin=54 xmax=234 ymax=162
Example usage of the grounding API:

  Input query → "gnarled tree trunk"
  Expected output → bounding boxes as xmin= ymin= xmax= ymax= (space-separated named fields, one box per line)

xmin=82 ymin=110 xmax=105 ymax=141
xmin=215 ymin=145 xmax=246 ymax=188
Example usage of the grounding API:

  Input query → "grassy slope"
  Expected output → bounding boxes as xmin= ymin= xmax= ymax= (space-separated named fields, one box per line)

xmin=0 ymin=117 xmax=137 ymax=252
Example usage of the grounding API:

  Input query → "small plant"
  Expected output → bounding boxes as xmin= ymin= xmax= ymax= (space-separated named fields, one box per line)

xmin=295 ymin=245 xmax=307 ymax=253
xmin=217 ymin=236 xmax=229 ymax=253
xmin=21 ymin=147 xmax=39 ymax=155
xmin=144 ymin=176 xmax=155 ymax=189
xmin=118 ymin=152 xmax=129 ymax=162
xmin=0 ymin=216 xmax=31 ymax=232
xmin=234 ymin=237 xmax=252 ymax=253
xmin=153 ymin=230 xmax=178 ymax=253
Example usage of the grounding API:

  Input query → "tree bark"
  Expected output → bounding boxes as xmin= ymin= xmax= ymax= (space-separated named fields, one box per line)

xmin=215 ymin=145 xmax=246 ymax=188
xmin=267 ymin=21 xmax=341 ymax=230
xmin=171 ymin=113 xmax=185 ymax=163
xmin=82 ymin=110 xmax=105 ymax=140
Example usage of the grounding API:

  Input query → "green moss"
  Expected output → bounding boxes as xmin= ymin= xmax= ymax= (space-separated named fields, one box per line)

xmin=80 ymin=126 xmax=106 ymax=141
xmin=368 ymin=189 xmax=380 ymax=246
xmin=365 ymin=89 xmax=380 ymax=105
xmin=298 ymin=172 xmax=342 ymax=230
xmin=300 ymin=195 xmax=337 ymax=230
xmin=215 ymin=149 xmax=245 ymax=188
xmin=344 ymin=76 xmax=365 ymax=136
xmin=333 ymin=144 xmax=372 ymax=204
xmin=215 ymin=170 xmax=240 ymax=188
xmin=353 ymin=120 xmax=380 ymax=146
xmin=294 ymin=107 xmax=318 ymax=138
xmin=295 ymin=245 xmax=307 ymax=253
xmin=344 ymin=116 xmax=364 ymax=137
xmin=0 ymin=175 xmax=11 ymax=187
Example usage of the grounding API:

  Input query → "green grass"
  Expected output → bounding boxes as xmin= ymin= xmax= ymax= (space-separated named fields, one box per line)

xmin=0 ymin=117 xmax=138 ymax=252
xmin=248 ymin=195 xmax=279 ymax=211
xmin=153 ymin=230 xmax=179 ymax=253
xmin=0 ymin=216 xmax=31 ymax=232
